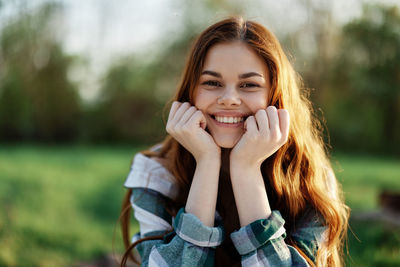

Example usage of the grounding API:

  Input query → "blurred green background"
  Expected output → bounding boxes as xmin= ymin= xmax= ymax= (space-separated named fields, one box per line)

xmin=0 ymin=0 xmax=399 ymax=266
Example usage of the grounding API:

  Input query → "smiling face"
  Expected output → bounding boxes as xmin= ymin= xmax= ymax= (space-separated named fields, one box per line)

xmin=194 ymin=41 xmax=271 ymax=148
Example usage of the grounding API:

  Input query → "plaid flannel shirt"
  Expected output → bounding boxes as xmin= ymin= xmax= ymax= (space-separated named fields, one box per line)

xmin=124 ymin=153 xmax=327 ymax=266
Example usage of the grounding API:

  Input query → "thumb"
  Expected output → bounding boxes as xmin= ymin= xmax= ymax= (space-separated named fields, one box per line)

xmin=200 ymin=120 xmax=206 ymax=130
xmin=244 ymin=116 xmax=257 ymax=133
xmin=199 ymin=114 xmax=207 ymax=130
xmin=192 ymin=110 xmax=207 ymax=130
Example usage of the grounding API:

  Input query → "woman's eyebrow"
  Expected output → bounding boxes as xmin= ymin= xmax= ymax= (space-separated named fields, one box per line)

xmin=201 ymin=70 xmax=221 ymax=78
xmin=201 ymin=70 xmax=263 ymax=79
xmin=201 ymin=70 xmax=264 ymax=79
xmin=238 ymin=72 xmax=263 ymax=79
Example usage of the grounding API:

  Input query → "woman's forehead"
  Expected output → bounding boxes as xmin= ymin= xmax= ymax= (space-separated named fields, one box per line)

xmin=202 ymin=41 xmax=268 ymax=77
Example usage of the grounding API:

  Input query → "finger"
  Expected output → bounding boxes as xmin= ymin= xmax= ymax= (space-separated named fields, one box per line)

xmin=266 ymin=106 xmax=279 ymax=131
xmin=177 ymin=106 xmax=198 ymax=126
xmin=244 ymin=116 xmax=257 ymax=133
xmin=171 ymin=102 xmax=191 ymax=124
xmin=278 ymin=109 xmax=290 ymax=142
xmin=254 ymin=109 xmax=268 ymax=133
xmin=190 ymin=110 xmax=207 ymax=130
xmin=168 ymin=101 xmax=182 ymax=121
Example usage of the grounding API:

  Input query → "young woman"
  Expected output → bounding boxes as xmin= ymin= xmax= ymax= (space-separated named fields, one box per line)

xmin=120 ymin=17 xmax=349 ymax=267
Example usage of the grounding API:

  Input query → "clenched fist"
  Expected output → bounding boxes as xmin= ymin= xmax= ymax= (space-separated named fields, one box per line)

xmin=166 ymin=101 xmax=221 ymax=162
xmin=230 ymin=106 xmax=290 ymax=168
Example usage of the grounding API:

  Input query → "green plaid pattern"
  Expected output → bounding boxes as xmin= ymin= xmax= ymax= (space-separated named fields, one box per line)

xmin=131 ymin=188 xmax=172 ymax=224
xmin=126 ymin=153 xmax=327 ymax=266
xmin=229 ymin=210 xmax=325 ymax=266
xmin=174 ymin=208 xmax=225 ymax=247
xmin=230 ymin=210 xmax=286 ymax=255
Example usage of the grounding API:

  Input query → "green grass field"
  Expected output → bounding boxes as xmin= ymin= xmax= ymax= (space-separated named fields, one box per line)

xmin=0 ymin=145 xmax=399 ymax=266
xmin=331 ymin=153 xmax=400 ymax=266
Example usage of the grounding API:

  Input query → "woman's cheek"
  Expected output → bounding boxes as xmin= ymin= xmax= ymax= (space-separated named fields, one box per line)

xmin=194 ymin=87 xmax=214 ymax=101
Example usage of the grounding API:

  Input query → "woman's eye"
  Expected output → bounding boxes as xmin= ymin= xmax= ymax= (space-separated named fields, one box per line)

xmin=202 ymin=80 xmax=221 ymax=87
xmin=240 ymin=83 xmax=259 ymax=89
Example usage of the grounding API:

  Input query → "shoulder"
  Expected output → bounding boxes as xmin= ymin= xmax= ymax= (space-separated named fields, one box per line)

xmin=151 ymin=156 xmax=171 ymax=171
xmin=124 ymin=152 xmax=179 ymax=201
xmin=292 ymin=206 xmax=327 ymax=245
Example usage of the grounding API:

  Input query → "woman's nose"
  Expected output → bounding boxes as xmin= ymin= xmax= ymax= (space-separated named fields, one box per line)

xmin=217 ymin=86 xmax=241 ymax=106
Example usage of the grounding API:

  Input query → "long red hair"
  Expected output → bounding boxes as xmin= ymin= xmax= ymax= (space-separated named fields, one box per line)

xmin=120 ymin=16 xmax=349 ymax=266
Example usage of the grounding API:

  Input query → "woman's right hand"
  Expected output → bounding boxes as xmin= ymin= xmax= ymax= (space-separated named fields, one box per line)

xmin=166 ymin=101 xmax=220 ymax=162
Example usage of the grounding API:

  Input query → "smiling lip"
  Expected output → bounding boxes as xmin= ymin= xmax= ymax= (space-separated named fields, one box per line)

xmin=208 ymin=111 xmax=249 ymax=128
xmin=212 ymin=111 xmax=248 ymax=117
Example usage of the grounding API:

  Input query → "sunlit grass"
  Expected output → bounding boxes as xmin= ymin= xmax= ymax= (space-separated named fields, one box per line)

xmin=0 ymin=145 xmax=143 ymax=266
xmin=0 ymin=146 xmax=399 ymax=266
xmin=332 ymin=153 xmax=400 ymax=211
xmin=331 ymin=153 xmax=400 ymax=266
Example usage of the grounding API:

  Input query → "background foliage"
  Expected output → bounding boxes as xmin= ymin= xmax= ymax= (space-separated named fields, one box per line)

xmin=1 ymin=2 xmax=399 ymax=154
xmin=0 ymin=1 xmax=399 ymax=266
xmin=0 ymin=3 xmax=81 ymax=142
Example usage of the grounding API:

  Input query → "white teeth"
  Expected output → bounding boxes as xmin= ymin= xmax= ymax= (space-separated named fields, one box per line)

xmin=214 ymin=116 xmax=244 ymax=124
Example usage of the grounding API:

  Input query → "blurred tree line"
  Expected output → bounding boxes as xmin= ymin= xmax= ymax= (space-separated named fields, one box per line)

xmin=0 ymin=1 xmax=399 ymax=154
xmin=0 ymin=3 xmax=80 ymax=142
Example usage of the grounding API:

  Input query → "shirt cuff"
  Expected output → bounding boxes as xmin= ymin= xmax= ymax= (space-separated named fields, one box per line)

xmin=230 ymin=210 xmax=286 ymax=255
xmin=173 ymin=208 xmax=225 ymax=247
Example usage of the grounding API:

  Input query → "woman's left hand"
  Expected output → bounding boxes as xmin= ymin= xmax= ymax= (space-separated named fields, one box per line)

xmin=230 ymin=106 xmax=290 ymax=169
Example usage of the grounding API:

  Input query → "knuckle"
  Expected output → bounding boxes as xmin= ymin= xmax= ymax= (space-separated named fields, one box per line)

xmin=178 ymin=103 xmax=188 ymax=111
xmin=270 ymin=130 xmax=280 ymax=141
xmin=194 ymin=110 xmax=203 ymax=117
xmin=256 ymin=109 xmax=265 ymax=116
xmin=275 ymin=132 xmax=282 ymax=142
xmin=172 ymin=101 xmax=181 ymax=108
xmin=267 ymin=107 xmax=276 ymax=116
xmin=278 ymin=136 xmax=287 ymax=146
xmin=188 ymin=106 xmax=197 ymax=114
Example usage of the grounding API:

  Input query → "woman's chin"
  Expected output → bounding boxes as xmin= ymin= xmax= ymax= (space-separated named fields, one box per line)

xmin=214 ymin=136 xmax=241 ymax=149
xmin=218 ymin=143 xmax=234 ymax=149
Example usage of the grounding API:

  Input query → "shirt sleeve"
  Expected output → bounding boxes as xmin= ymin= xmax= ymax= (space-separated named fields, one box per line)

xmin=130 ymin=188 xmax=225 ymax=267
xmin=230 ymin=208 xmax=327 ymax=267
